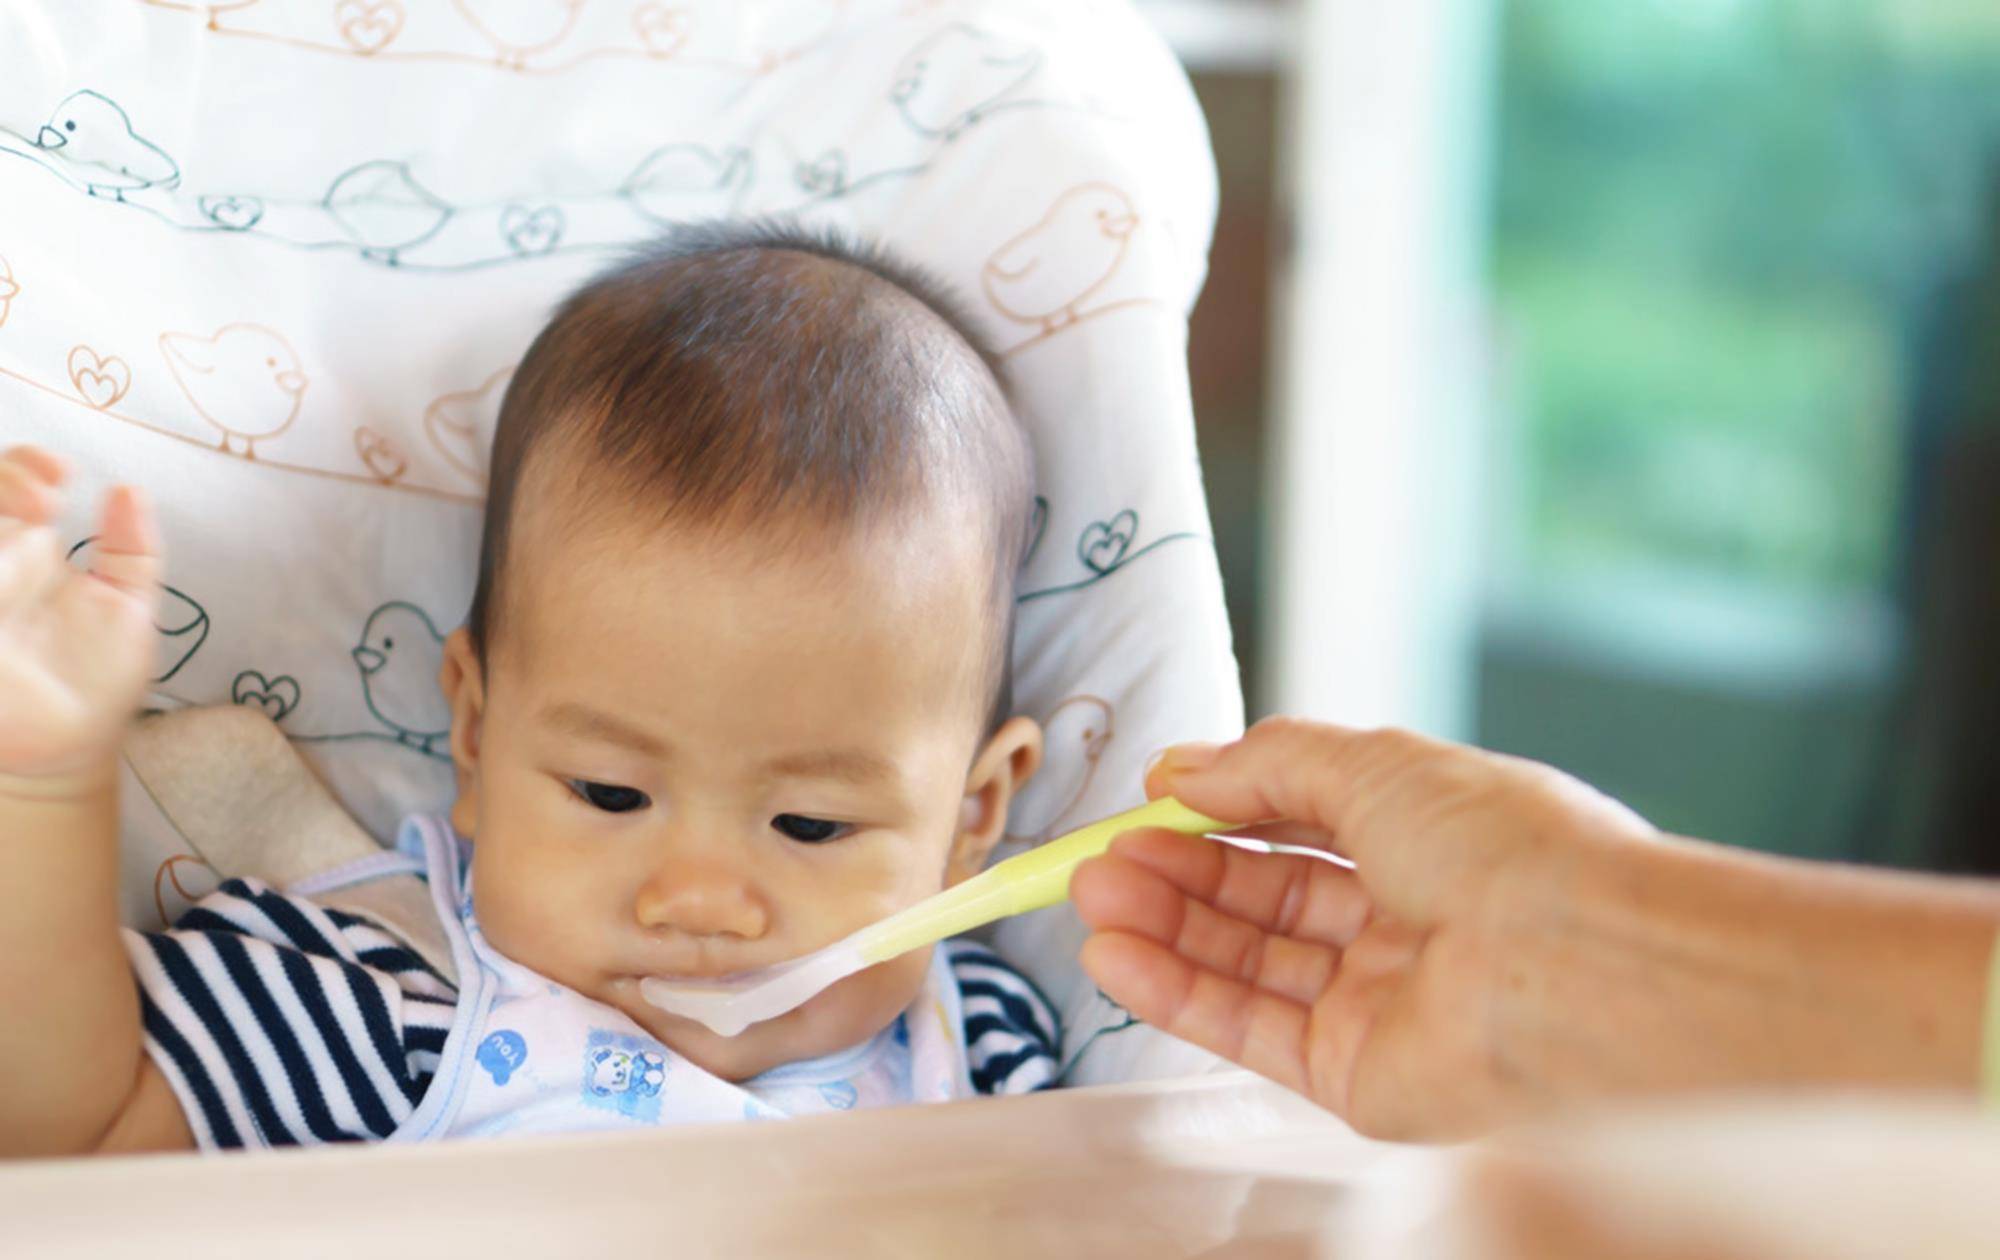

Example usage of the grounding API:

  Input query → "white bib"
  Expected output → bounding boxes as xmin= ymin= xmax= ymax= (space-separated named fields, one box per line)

xmin=367 ymin=815 xmax=972 ymax=1141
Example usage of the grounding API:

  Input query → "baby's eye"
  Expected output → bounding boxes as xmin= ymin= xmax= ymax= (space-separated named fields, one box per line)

xmin=570 ymin=780 xmax=650 ymax=814
xmin=771 ymin=813 xmax=850 ymax=844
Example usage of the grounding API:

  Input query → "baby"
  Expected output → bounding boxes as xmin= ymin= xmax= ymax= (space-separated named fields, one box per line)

xmin=0 ymin=222 xmax=1059 ymax=1156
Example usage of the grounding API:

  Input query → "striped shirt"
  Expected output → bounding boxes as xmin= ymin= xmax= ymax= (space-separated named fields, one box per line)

xmin=946 ymin=940 xmax=1060 ymax=1095
xmin=127 ymin=880 xmax=1059 ymax=1150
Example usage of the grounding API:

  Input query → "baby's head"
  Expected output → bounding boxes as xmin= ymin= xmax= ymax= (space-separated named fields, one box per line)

xmin=439 ymin=222 xmax=1043 ymax=1080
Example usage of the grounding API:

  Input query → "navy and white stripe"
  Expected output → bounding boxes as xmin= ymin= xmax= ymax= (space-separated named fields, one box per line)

xmin=124 ymin=878 xmax=454 ymax=1150
xmin=947 ymin=940 xmax=1060 ymax=1095
xmin=128 ymin=883 xmax=1060 ymax=1150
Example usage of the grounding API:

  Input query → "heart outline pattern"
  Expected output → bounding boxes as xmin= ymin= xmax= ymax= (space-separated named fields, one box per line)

xmin=1017 ymin=507 xmax=1204 ymax=605
xmin=231 ymin=669 xmax=302 ymax=722
xmin=1078 ymin=509 xmax=1137 ymax=575
xmin=795 ymin=150 xmax=848 ymax=196
xmin=335 ymin=0 xmax=406 ymax=55
xmin=66 ymin=344 xmax=132 ymax=410
xmin=632 ymin=3 xmax=689 ymax=57
xmin=354 ymin=425 xmax=409 ymax=482
xmin=198 ymin=194 xmax=266 ymax=231
xmin=500 ymin=203 xmax=564 ymax=256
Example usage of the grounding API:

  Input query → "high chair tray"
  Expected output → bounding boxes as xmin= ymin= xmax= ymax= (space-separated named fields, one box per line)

xmin=0 ymin=1072 xmax=1385 ymax=1259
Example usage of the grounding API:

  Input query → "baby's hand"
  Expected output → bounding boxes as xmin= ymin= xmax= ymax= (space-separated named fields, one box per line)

xmin=0 ymin=446 xmax=161 ymax=785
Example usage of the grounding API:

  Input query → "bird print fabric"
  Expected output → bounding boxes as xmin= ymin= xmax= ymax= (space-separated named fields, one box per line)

xmin=351 ymin=602 xmax=452 ymax=753
xmin=0 ymin=0 xmax=1239 ymax=1089
xmin=160 ymin=324 xmax=308 ymax=458
xmin=984 ymin=184 xmax=1139 ymax=334
xmin=33 ymin=89 xmax=180 ymax=200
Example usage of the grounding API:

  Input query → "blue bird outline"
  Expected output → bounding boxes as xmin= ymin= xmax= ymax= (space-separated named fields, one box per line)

xmin=286 ymin=598 xmax=454 ymax=762
xmin=30 ymin=89 xmax=181 ymax=202
xmin=322 ymin=160 xmax=455 ymax=265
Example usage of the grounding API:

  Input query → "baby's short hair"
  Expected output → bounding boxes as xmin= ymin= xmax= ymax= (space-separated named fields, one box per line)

xmin=467 ymin=219 xmax=1035 ymax=731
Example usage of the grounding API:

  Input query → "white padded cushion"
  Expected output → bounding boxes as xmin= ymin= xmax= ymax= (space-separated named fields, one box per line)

xmin=1 ymin=0 xmax=1241 ymax=1085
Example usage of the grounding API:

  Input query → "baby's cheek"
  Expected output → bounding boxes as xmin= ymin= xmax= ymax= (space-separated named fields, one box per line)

xmin=808 ymin=949 xmax=932 ymax=1047
xmin=473 ymin=851 xmax=595 ymax=978
xmin=817 ymin=846 xmax=953 ymax=935
xmin=473 ymin=883 xmax=542 ymax=963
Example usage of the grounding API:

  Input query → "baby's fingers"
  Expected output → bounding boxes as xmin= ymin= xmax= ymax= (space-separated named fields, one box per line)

xmin=0 ymin=523 xmax=63 ymax=620
xmin=0 ymin=447 xmax=67 ymax=525
xmin=3 ymin=446 xmax=69 ymax=483
xmin=87 ymin=485 xmax=160 ymax=602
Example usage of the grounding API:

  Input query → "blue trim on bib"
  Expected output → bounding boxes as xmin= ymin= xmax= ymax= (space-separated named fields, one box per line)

xmin=384 ymin=814 xmax=491 ymax=1143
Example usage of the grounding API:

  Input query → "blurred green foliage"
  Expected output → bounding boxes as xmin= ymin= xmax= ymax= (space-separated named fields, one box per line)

xmin=1493 ymin=0 xmax=2000 ymax=595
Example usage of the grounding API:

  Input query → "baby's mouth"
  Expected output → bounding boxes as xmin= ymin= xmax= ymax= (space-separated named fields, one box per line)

xmin=638 ymin=932 xmax=848 ymax=985
xmin=629 ymin=949 xmax=802 ymax=987
xmin=633 ymin=941 xmax=866 ymax=1037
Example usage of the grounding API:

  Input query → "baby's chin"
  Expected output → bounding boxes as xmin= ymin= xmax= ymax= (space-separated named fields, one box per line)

xmin=623 ymin=996 xmax=815 ymax=1081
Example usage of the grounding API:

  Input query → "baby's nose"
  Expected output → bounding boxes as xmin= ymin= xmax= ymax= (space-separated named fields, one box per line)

xmin=633 ymin=863 xmax=770 ymax=941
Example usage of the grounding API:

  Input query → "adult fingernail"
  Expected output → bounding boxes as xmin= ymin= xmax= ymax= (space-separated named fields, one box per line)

xmin=1157 ymin=742 xmax=1222 ymax=776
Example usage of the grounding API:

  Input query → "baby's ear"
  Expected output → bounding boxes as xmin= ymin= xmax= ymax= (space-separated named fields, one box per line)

xmin=438 ymin=627 xmax=485 ymax=838
xmin=947 ymin=716 xmax=1043 ymax=886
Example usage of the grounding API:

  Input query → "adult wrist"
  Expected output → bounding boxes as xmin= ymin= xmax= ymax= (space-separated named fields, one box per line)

xmin=0 ymin=758 xmax=120 ymax=807
xmin=1477 ymin=822 xmax=1669 ymax=1102
xmin=1508 ymin=830 xmax=1995 ymax=1098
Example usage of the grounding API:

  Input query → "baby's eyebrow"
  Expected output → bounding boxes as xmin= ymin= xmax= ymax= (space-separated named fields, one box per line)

xmin=764 ymin=748 xmax=900 ymax=789
xmin=538 ymin=701 xmax=667 ymax=757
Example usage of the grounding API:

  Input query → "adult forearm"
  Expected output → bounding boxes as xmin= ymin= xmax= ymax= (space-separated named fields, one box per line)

xmin=1496 ymin=833 xmax=2000 ymax=1099
xmin=0 ymin=767 xmax=145 ymax=1156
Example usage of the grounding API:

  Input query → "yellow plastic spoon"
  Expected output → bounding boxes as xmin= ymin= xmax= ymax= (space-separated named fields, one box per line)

xmin=639 ymin=797 xmax=1233 ymax=1036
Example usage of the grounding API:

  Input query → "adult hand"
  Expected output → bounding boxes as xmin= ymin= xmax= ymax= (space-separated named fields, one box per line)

xmin=1073 ymin=718 xmax=1997 ymax=1140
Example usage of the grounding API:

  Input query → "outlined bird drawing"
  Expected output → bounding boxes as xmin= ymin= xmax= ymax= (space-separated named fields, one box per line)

xmin=66 ymin=537 xmax=210 ymax=683
xmin=351 ymin=601 xmax=453 ymax=753
xmin=620 ymin=144 xmax=753 ymax=225
xmin=983 ymin=184 xmax=1138 ymax=334
xmin=323 ymin=160 xmax=454 ymax=265
xmin=889 ymin=25 xmax=1040 ymax=141
xmin=423 ymin=365 xmax=511 ymax=489
xmin=1002 ymin=695 xmax=1115 ymax=845
xmin=32 ymin=89 xmax=181 ymax=201
xmin=159 ymin=323 xmax=308 ymax=459
xmin=149 ymin=584 xmax=211 ymax=683
xmin=451 ymin=0 xmax=586 ymax=69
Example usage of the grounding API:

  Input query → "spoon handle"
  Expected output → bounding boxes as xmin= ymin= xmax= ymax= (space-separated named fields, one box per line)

xmin=850 ymin=797 xmax=1235 ymax=964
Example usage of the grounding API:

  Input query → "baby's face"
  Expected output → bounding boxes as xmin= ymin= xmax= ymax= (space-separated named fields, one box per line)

xmin=441 ymin=497 xmax=1037 ymax=1081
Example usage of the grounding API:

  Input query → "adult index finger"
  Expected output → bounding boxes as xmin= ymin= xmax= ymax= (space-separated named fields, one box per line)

xmin=1145 ymin=719 xmax=1459 ymax=866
